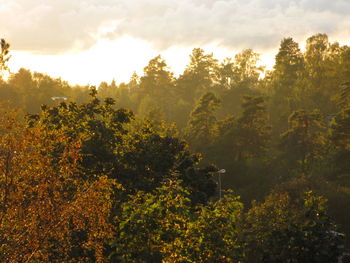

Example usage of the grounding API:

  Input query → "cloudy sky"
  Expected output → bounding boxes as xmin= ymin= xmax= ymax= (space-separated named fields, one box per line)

xmin=1 ymin=0 xmax=349 ymax=85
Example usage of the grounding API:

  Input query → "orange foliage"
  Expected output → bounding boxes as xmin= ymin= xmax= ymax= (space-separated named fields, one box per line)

xmin=0 ymin=108 xmax=116 ymax=262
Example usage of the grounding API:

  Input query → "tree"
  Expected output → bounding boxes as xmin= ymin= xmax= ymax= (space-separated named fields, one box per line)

xmin=177 ymin=48 xmax=218 ymax=103
xmin=304 ymin=34 xmax=329 ymax=83
xmin=3 ymin=68 xmax=76 ymax=113
xmin=337 ymin=46 xmax=350 ymax=85
xmin=138 ymin=55 xmax=175 ymax=121
xmin=269 ymin=38 xmax=305 ymax=133
xmin=301 ymin=34 xmax=350 ymax=116
xmin=329 ymin=106 xmax=350 ymax=180
xmin=119 ymin=118 xmax=217 ymax=204
xmin=217 ymin=49 xmax=263 ymax=116
xmin=186 ymin=92 xmax=220 ymax=152
xmin=110 ymin=181 xmax=244 ymax=263
xmin=234 ymin=96 xmax=271 ymax=161
xmin=245 ymin=191 xmax=344 ymax=263
xmin=109 ymin=181 xmax=192 ymax=263
xmin=232 ymin=49 xmax=263 ymax=89
xmin=0 ymin=39 xmax=10 ymax=72
xmin=280 ymin=110 xmax=326 ymax=175
xmin=0 ymin=107 xmax=115 ymax=262
xmin=172 ymin=191 xmax=243 ymax=263
xmin=210 ymin=115 xmax=237 ymax=163
xmin=303 ymin=34 xmax=336 ymax=115
xmin=8 ymin=68 xmax=37 ymax=112
xmin=27 ymin=88 xmax=133 ymax=182
xmin=337 ymin=82 xmax=350 ymax=109
xmin=28 ymin=88 xmax=216 ymax=204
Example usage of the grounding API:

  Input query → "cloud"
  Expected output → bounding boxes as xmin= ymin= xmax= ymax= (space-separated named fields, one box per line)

xmin=0 ymin=0 xmax=125 ymax=53
xmin=1 ymin=0 xmax=349 ymax=54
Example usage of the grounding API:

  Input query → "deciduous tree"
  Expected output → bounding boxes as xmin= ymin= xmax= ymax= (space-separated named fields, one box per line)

xmin=0 ymin=108 xmax=115 ymax=262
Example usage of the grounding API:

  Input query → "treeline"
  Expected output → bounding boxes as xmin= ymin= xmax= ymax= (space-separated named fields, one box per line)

xmin=0 ymin=34 xmax=350 ymax=261
xmin=0 ymin=94 xmax=344 ymax=262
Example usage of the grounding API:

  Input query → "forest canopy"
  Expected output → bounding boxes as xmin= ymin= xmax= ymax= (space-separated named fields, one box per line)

xmin=1 ymin=34 xmax=350 ymax=262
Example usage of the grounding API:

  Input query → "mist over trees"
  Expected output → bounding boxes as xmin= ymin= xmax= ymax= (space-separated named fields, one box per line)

xmin=1 ymin=34 xmax=350 ymax=262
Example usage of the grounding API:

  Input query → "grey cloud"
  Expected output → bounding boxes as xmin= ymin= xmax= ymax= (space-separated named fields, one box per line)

xmin=0 ymin=0 xmax=349 ymax=54
xmin=0 ymin=0 xmax=125 ymax=53
xmin=299 ymin=0 xmax=350 ymax=14
xmin=112 ymin=0 xmax=350 ymax=50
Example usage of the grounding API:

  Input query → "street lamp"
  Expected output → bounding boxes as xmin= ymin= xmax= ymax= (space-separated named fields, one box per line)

xmin=217 ymin=169 xmax=226 ymax=199
xmin=51 ymin=97 xmax=67 ymax=101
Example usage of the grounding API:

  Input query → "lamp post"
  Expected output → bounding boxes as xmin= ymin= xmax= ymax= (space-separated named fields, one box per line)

xmin=217 ymin=169 xmax=226 ymax=199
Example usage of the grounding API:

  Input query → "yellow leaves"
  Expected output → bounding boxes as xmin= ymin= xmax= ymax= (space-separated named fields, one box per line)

xmin=0 ymin=114 xmax=115 ymax=262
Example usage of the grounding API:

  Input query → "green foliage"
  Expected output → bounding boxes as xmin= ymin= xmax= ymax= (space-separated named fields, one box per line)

xmin=234 ymin=95 xmax=271 ymax=161
xmin=302 ymin=34 xmax=350 ymax=116
xmin=186 ymin=92 xmax=220 ymax=152
xmin=174 ymin=192 xmax=244 ymax=263
xmin=117 ymin=119 xmax=217 ymax=203
xmin=280 ymin=110 xmax=326 ymax=175
xmin=1 ymin=35 xmax=350 ymax=257
xmin=109 ymin=181 xmax=192 ymax=263
xmin=233 ymin=49 xmax=264 ymax=85
xmin=209 ymin=95 xmax=270 ymax=165
xmin=330 ymin=107 xmax=350 ymax=180
xmin=269 ymin=37 xmax=304 ymax=133
xmin=245 ymin=191 xmax=344 ymax=263
xmin=217 ymin=49 xmax=263 ymax=117
xmin=274 ymin=37 xmax=304 ymax=86
xmin=97 ymin=80 xmax=135 ymax=110
xmin=338 ymin=82 xmax=350 ymax=109
xmin=305 ymin=34 xmax=329 ymax=80
xmin=217 ymin=49 xmax=263 ymax=91
xmin=110 ymin=182 xmax=244 ymax=263
xmin=111 ymin=181 xmax=342 ymax=263
xmin=177 ymin=48 xmax=219 ymax=103
xmin=27 ymin=88 xmax=217 ymax=204
xmin=138 ymin=55 xmax=175 ymax=121
xmin=27 ymin=87 xmax=133 ymax=181
xmin=3 ymin=68 xmax=90 ymax=113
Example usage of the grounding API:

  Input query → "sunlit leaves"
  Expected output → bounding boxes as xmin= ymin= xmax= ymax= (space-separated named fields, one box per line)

xmin=245 ymin=191 xmax=343 ymax=263
xmin=110 ymin=182 xmax=244 ymax=263
xmin=0 ymin=109 xmax=116 ymax=262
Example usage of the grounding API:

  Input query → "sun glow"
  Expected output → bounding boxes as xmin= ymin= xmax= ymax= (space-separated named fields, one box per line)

xmin=8 ymin=36 xmax=277 ymax=86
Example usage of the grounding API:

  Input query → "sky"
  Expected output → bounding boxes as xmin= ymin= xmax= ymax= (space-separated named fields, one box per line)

xmin=1 ymin=0 xmax=350 ymax=85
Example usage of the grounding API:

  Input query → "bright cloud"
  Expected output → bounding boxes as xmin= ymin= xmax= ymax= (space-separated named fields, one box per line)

xmin=1 ymin=0 xmax=350 ymax=53
xmin=1 ymin=0 xmax=349 ymax=85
